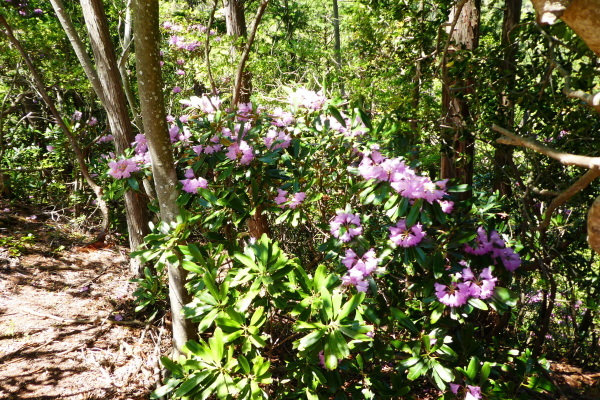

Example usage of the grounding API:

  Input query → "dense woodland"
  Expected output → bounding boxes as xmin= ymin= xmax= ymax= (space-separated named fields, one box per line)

xmin=1 ymin=0 xmax=599 ymax=398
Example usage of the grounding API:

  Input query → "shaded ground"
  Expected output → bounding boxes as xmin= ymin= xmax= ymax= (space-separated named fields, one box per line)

xmin=0 ymin=201 xmax=599 ymax=399
xmin=0 ymin=202 xmax=168 ymax=399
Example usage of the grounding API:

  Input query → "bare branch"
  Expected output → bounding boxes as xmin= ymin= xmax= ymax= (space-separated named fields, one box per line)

xmin=492 ymin=124 xmax=600 ymax=169
xmin=540 ymin=168 xmax=600 ymax=231
xmin=553 ymin=60 xmax=600 ymax=112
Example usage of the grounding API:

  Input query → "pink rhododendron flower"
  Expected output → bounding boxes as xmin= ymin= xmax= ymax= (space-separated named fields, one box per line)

xmin=226 ymin=141 xmax=254 ymax=165
xmin=132 ymin=133 xmax=147 ymax=154
xmin=439 ymin=200 xmax=454 ymax=213
xmin=340 ymin=248 xmax=380 ymax=292
xmin=434 ymin=281 xmax=470 ymax=307
xmin=461 ymin=267 xmax=497 ymax=299
xmin=186 ymin=95 xmax=221 ymax=114
xmin=290 ymin=88 xmax=327 ymax=110
xmin=98 ymin=134 xmax=113 ymax=143
xmin=176 ymin=69 xmax=185 ymax=75
xmin=108 ymin=158 xmax=140 ymax=179
xmin=265 ymin=129 xmax=291 ymax=150
xmin=274 ymin=189 xmax=288 ymax=207
xmin=465 ymin=227 xmax=521 ymax=271
xmin=388 ymin=219 xmax=425 ymax=247
xmin=270 ymin=107 xmax=295 ymax=127
xmin=465 ymin=385 xmax=482 ymax=400
xmin=72 ymin=110 xmax=82 ymax=121
xmin=274 ymin=189 xmax=306 ymax=209
xmin=330 ymin=212 xmax=362 ymax=242
xmin=87 ymin=117 xmax=98 ymax=126
xmin=180 ymin=168 xmax=208 ymax=193
xmin=172 ymin=86 xmax=182 ymax=94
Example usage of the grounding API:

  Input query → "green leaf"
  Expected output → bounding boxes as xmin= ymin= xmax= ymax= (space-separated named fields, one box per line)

xmin=493 ymin=287 xmax=518 ymax=307
xmin=430 ymin=302 xmax=444 ymax=324
xmin=391 ymin=308 xmax=419 ymax=334
xmin=174 ymin=371 xmax=211 ymax=397
xmin=328 ymin=105 xmax=347 ymax=128
xmin=480 ymin=362 xmax=491 ymax=383
xmin=127 ymin=177 xmax=139 ymax=191
xmin=468 ymin=298 xmax=489 ymax=310
xmin=432 ymin=361 xmax=454 ymax=383
xmin=406 ymin=199 xmax=423 ymax=227
xmin=466 ymin=356 xmax=480 ymax=380
xmin=297 ymin=329 xmax=325 ymax=351
xmin=151 ymin=378 xmax=182 ymax=398
xmin=337 ymin=291 xmax=364 ymax=321
xmin=407 ymin=360 xmax=427 ymax=380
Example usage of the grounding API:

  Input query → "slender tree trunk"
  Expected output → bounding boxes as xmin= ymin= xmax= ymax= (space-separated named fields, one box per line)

xmin=79 ymin=0 xmax=151 ymax=275
xmin=132 ymin=0 xmax=196 ymax=357
xmin=440 ymin=0 xmax=480 ymax=200
xmin=0 ymin=13 xmax=110 ymax=240
xmin=493 ymin=0 xmax=522 ymax=196
xmin=225 ymin=0 xmax=252 ymax=104
xmin=332 ymin=0 xmax=344 ymax=97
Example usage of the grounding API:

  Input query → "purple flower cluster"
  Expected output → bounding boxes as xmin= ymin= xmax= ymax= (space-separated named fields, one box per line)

xmin=180 ymin=168 xmax=208 ymax=193
xmin=464 ymin=227 xmax=521 ymax=271
xmin=450 ymin=383 xmax=482 ymax=400
xmin=340 ymin=248 xmax=380 ymax=292
xmin=265 ymin=129 xmax=292 ymax=150
xmin=435 ymin=267 xmax=497 ymax=307
xmin=290 ymin=88 xmax=327 ymax=110
xmin=225 ymin=141 xmax=255 ymax=165
xmin=358 ymin=149 xmax=452 ymax=207
xmin=270 ymin=107 xmax=295 ymax=127
xmin=274 ymin=189 xmax=306 ymax=209
xmin=388 ymin=219 xmax=425 ymax=247
xmin=330 ymin=212 xmax=363 ymax=243
xmin=108 ymin=158 xmax=140 ymax=179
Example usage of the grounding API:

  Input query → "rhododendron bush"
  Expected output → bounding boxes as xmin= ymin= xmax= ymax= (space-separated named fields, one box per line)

xmin=113 ymin=89 xmax=551 ymax=399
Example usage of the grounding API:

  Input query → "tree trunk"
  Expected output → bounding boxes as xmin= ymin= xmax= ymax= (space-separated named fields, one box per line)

xmin=493 ymin=0 xmax=522 ymax=196
xmin=79 ymin=0 xmax=151 ymax=275
xmin=440 ymin=0 xmax=480 ymax=200
xmin=225 ymin=0 xmax=252 ymax=104
xmin=132 ymin=0 xmax=196 ymax=357
xmin=332 ymin=0 xmax=344 ymax=97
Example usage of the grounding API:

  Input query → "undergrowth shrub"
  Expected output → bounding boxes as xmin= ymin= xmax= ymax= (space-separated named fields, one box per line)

xmin=120 ymin=90 xmax=553 ymax=399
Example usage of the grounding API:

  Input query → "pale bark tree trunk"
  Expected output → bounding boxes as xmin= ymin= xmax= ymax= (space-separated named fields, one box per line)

xmin=79 ymin=0 xmax=151 ymax=275
xmin=440 ymin=0 xmax=480 ymax=200
xmin=493 ymin=0 xmax=522 ymax=196
xmin=0 ymin=13 xmax=110 ymax=241
xmin=332 ymin=0 xmax=344 ymax=97
xmin=132 ymin=0 xmax=196 ymax=357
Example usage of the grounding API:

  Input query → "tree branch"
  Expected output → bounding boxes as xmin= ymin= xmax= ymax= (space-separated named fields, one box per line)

xmin=492 ymin=124 xmax=600 ymax=169
xmin=552 ymin=61 xmax=600 ymax=112
xmin=540 ymin=168 xmax=600 ymax=231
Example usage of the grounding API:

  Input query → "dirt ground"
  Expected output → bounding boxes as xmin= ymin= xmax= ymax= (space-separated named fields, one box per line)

xmin=1 ymin=201 xmax=599 ymax=400
xmin=0 ymin=203 xmax=169 ymax=399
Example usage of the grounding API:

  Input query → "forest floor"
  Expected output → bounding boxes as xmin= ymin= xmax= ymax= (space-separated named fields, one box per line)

xmin=0 ymin=200 xmax=599 ymax=399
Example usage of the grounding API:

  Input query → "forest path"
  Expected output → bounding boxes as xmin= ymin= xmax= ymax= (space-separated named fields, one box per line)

xmin=0 ymin=203 xmax=166 ymax=399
